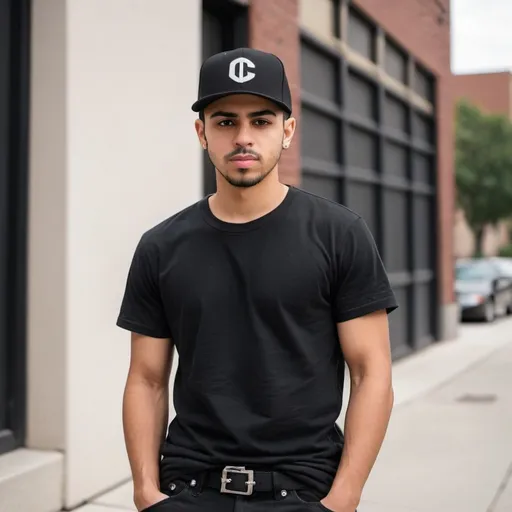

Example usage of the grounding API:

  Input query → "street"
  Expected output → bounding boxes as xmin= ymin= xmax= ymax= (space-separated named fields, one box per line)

xmin=77 ymin=318 xmax=512 ymax=512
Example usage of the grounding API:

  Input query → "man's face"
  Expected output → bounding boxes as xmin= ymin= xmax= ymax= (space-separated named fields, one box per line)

xmin=195 ymin=95 xmax=296 ymax=188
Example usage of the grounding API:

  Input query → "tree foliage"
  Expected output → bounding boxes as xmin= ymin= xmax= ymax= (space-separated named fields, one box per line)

xmin=455 ymin=100 xmax=512 ymax=255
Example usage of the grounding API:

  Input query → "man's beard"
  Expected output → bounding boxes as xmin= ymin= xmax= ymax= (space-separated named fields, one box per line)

xmin=208 ymin=147 xmax=282 ymax=188
xmin=221 ymin=165 xmax=274 ymax=188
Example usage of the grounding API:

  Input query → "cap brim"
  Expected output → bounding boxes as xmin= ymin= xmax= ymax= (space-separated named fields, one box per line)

xmin=192 ymin=91 xmax=291 ymax=115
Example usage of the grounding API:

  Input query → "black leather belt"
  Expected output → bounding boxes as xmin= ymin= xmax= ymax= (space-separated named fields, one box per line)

xmin=204 ymin=466 xmax=302 ymax=496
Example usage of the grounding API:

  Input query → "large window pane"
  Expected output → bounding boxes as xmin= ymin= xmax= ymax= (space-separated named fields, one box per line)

xmin=415 ymin=283 xmax=433 ymax=342
xmin=413 ymin=113 xmax=433 ymax=143
xmin=412 ymin=153 xmax=431 ymax=184
xmin=389 ymin=286 xmax=409 ymax=354
xmin=347 ymin=128 xmax=377 ymax=170
xmin=346 ymin=181 xmax=377 ymax=235
xmin=414 ymin=65 xmax=434 ymax=101
xmin=301 ymin=174 xmax=339 ymax=201
xmin=385 ymin=39 xmax=407 ymax=83
xmin=301 ymin=107 xmax=340 ymax=161
xmin=348 ymin=9 xmax=375 ymax=61
xmin=413 ymin=196 xmax=433 ymax=270
xmin=383 ymin=190 xmax=408 ymax=272
xmin=383 ymin=94 xmax=408 ymax=133
xmin=301 ymin=43 xmax=339 ymax=104
xmin=383 ymin=143 xmax=408 ymax=178
xmin=202 ymin=11 xmax=223 ymax=58
xmin=346 ymin=73 xmax=376 ymax=120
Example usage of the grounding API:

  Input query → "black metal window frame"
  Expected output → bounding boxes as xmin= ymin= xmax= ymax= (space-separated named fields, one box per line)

xmin=0 ymin=0 xmax=30 ymax=455
xmin=201 ymin=0 xmax=249 ymax=196
xmin=300 ymin=1 xmax=439 ymax=359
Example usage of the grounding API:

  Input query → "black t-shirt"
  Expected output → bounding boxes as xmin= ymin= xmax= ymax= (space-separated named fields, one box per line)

xmin=117 ymin=187 xmax=398 ymax=496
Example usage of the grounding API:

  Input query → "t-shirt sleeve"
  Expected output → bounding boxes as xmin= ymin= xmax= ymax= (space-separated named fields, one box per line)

xmin=333 ymin=216 xmax=398 ymax=323
xmin=116 ymin=235 xmax=171 ymax=339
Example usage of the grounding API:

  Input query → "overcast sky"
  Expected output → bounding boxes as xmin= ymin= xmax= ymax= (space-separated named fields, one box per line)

xmin=451 ymin=0 xmax=512 ymax=74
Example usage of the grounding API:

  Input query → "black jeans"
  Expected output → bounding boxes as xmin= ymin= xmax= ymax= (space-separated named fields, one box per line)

xmin=142 ymin=482 xmax=336 ymax=512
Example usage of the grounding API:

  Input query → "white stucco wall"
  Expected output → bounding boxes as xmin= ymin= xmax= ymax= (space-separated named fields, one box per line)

xmin=28 ymin=0 xmax=202 ymax=508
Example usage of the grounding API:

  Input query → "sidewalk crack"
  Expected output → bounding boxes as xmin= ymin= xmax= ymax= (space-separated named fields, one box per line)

xmin=487 ymin=460 xmax=512 ymax=512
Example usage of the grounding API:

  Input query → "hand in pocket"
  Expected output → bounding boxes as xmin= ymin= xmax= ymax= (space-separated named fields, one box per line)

xmin=136 ymin=490 xmax=171 ymax=511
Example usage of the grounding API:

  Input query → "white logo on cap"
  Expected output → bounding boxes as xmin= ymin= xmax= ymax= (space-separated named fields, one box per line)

xmin=229 ymin=57 xmax=256 ymax=84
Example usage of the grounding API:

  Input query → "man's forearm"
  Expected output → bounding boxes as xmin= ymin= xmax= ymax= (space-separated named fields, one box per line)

xmin=328 ymin=374 xmax=394 ymax=506
xmin=122 ymin=377 xmax=169 ymax=494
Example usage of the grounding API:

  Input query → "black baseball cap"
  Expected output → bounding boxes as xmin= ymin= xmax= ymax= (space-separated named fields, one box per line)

xmin=191 ymin=48 xmax=292 ymax=115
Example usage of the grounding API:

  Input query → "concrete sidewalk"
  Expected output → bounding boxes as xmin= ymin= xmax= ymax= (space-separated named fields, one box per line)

xmin=360 ymin=320 xmax=512 ymax=512
xmin=78 ymin=318 xmax=512 ymax=512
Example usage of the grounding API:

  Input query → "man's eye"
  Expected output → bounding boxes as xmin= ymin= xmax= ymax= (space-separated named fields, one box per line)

xmin=253 ymin=119 xmax=270 ymax=126
xmin=218 ymin=120 xmax=235 ymax=127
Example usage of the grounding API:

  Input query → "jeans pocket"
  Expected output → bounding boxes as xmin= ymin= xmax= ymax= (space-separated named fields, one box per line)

xmin=140 ymin=484 xmax=190 ymax=512
xmin=140 ymin=496 xmax=173 ymax=512
xmin=291 ymin=490 xmax=335 ymax=512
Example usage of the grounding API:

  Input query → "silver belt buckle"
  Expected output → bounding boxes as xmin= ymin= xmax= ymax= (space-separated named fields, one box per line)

xmin=220 ymin=466 xmax=256 ymax=496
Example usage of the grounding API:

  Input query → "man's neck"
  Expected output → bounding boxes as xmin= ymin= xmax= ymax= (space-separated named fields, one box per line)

xmin=209 ymin=171 xmax=289 ymax=224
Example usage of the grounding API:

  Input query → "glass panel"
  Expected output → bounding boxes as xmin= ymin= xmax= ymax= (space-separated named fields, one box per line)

xmin=348 ymin=9 xmax=375 ymax=61
xmin=346 ymin=73 xmax=376 ymax=120
xmin=383 ymin=190 xmax=408 ymax=272
xmin=347 ymin=128 xmax=377 ymax=170
xmin=383 ymin=143 xmax=408 ymax=178
xmin=301 ymin=43 xmax=339 ymax=103
xmin=346 ymin=181 xmax=377 ymax=235
xmin=414 ymin=283 xmax=433 ymax=342
xmin=414 ymin=65 xmax=434 ymax=101
xmin=385 ymin=39 xmax=407 ymax=83
xmin=301 ymin=107 xmax=340 ymax=162
xmin=383 ymin=94 xmax=408 ymax=133
xmin=412 ymin=153 xmax=431 ymax=184
xmin=388 ymin=286 xmax=409 ymax=354
xmin=413 ymin=113 xmax=433 ymax=143
xmin=301 ymin=174 xmax=340 ymax=202
xmin=202 ymin=10 xmax=223 ymax=59
xmin=413 ymin=196 xmax=433 ymax=270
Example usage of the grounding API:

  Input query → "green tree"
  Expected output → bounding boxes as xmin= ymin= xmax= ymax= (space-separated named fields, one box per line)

xmin=455 ymin=100 xmax=512 ymax=256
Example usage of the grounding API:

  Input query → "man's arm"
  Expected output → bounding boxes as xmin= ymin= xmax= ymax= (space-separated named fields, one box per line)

xmin=321 ymin=309 xmax=394 ymax=512
xmin=123 ymin=332 xmax=174 ymax=511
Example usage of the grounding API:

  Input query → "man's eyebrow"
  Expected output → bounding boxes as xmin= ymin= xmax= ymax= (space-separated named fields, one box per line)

xmin=209 ymin=109 xmax=277 ymax=119
xmin=248 ymin=109 xmax=277 ymax=118
xmin=210 ymin=111 xmax=237 ymax=119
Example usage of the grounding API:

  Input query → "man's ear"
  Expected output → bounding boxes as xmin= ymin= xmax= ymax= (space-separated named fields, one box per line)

xmin=195 ymin=119 xmax=207 ymax=149
xmin=282 ymin=116 xmax=296 ymax=149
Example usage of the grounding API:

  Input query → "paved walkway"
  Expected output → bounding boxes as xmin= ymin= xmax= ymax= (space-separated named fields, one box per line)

xmin=77 ymin=318 xmax=512 ymax=512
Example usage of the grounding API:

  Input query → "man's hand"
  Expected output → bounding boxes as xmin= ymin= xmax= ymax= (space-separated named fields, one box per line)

xmin=320 ymin=492 xmax=358 ymax=512
xmin=134 ymin=488 xmax=169 ymax=512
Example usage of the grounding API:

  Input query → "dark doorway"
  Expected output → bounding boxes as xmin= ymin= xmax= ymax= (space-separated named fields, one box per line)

xmin=0 ymin=0 xmax=30 ymax=455
xmin=201 ymin=0 xmax=249 ymax=196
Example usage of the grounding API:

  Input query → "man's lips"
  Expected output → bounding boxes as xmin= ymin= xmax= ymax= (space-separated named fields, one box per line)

xmin=230 ymin=155 xmax=258 ymax=161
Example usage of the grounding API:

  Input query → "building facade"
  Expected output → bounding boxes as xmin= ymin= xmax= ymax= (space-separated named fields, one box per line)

xmin=0 ymin=1 xmax=455 ymax=511
xmin=453 ymin=71 xmax=512 ymax=120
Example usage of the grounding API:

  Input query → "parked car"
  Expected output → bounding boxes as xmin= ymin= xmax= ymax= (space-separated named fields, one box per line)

xmin=455 ymin=258 xmax=512 ymax=322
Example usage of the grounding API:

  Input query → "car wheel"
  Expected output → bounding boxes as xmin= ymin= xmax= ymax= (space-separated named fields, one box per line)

xmin=483 ymin=299 xmax=496 ymax=323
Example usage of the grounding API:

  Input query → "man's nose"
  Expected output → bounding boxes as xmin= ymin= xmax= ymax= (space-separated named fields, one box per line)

xmin=233 ymin=122 xmax=254 ymax=148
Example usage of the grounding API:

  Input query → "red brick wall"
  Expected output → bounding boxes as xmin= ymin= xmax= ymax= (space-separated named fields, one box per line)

xmin=248 ymin=0 xmax=301 ymax=186
xmin=355 ymin=0 xmax=455 ymax=306
xmin=453 ymin=72 xmax=512 ymax=119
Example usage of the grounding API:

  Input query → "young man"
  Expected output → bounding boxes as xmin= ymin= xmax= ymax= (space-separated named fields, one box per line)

xmin=117 ymin=48 xmax=397 ymax=512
